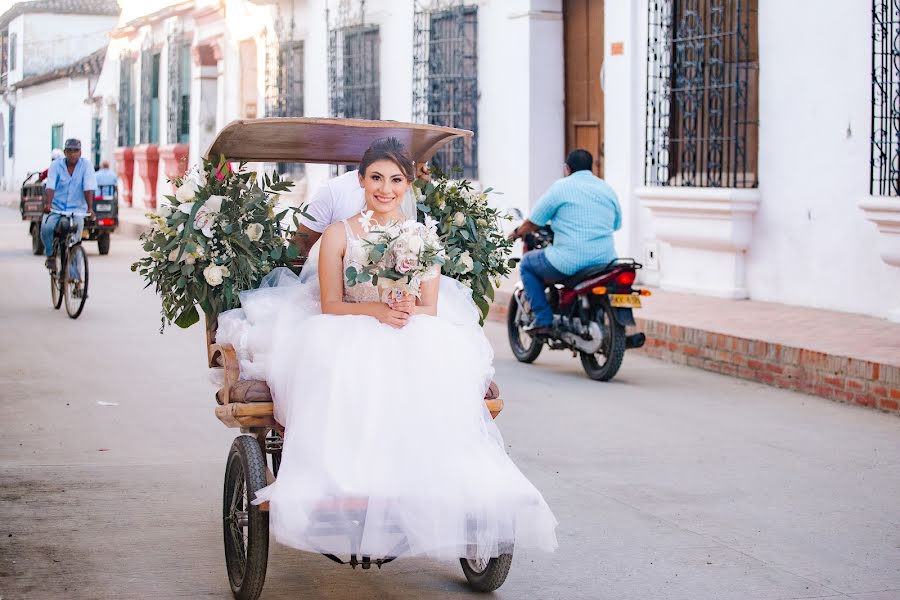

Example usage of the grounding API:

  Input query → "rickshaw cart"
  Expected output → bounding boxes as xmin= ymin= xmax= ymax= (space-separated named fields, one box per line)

xmin=205 ymin=118 xmax=509 ymax=600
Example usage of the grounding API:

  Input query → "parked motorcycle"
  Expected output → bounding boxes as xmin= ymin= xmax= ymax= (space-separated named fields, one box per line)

xmin=507 ymin=216 xmax=647 ymax=381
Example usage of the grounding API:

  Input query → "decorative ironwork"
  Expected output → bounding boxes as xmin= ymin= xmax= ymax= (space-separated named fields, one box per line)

xmin=413 ymin=1 xmax=478 ymax=179
xmin=266 ymin=16 xmax=306 ymax=178
xmin=328 ymin=1 xmax=379 ymax=174
xmin=140 ymin=49 xmax=152 ymax=144
xmin=117 ymin=52 xmax=135 ymax=147
xmin=167 ymin=26 xmax=190 ymax=145
xmin=645 ymin=0 xmax=758 ymax=188
xmin=872 ymin=0 xmax=900 ymax=196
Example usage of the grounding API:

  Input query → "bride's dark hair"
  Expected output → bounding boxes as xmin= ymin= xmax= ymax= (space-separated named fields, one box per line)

xmin=359 ymin=137 xmax=415 ymax=181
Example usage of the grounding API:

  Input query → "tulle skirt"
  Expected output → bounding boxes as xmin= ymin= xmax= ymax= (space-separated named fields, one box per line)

xmin=215 ymin=265 xmax=558 ymax=560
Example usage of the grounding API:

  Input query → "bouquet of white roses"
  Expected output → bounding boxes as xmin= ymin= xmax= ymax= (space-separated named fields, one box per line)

xmin=132 ymin=155 xmax=308 ymax=331
xmin=345 ymin=213 xmax=446 ymax=302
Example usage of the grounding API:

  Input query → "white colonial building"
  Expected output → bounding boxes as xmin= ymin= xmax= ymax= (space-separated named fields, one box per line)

xmin=0 ymin=0 xmax=120 ymax=190
xmin=88 ymin=0 xmax=899 ymax=321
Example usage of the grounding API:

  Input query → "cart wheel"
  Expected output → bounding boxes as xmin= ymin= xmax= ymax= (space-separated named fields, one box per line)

xmin=224 ymin=435 xmax=269 ymax=600
xmin=97 ymin=232 xmax=110 ymax=255
xmin=31 ymin=226 xmax=44 ymax=255
xmin=459 ymin=546 xmax=514 ymax=592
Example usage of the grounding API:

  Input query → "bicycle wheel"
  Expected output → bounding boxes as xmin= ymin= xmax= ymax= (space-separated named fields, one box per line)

xmin=64 ymin=244 xmax=88 ymax=319
xmin=50 ymin=247 xmax=63 ymax=310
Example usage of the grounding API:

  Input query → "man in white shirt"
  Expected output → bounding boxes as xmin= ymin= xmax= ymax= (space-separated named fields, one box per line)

xmin=293 ymin=164 xmax=428 ymax=256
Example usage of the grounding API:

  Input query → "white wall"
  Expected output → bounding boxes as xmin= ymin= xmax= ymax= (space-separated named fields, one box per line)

xmin=21 ymin=13 xmax=119 ymax=77
xmin=11 ymin=77 xmax=95 ymax=185
xmin=745 ymin=1 xmax=900 ymax=317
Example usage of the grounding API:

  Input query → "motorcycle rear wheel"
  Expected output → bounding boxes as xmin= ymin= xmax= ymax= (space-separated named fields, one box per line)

xmin=580 ymin=301 xmax=625 ymax=381
xmin=507 ymin=293 xmax=543 ymax=363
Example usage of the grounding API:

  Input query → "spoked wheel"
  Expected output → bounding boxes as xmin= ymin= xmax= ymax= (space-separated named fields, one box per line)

xmin=63 ymin=244 xmax=89 ymax=319
xmin=507 ymin=292 xmax=543 ymax=363
xmin=579 ymin=300 xmax=626 ymax=381
xmin=224 ymin=435 xmax=269 ymax=600
xmin=50 ymin=250 xmax=63 ymax=310
xmin=460 ymin=546 xmax=514 ymax=592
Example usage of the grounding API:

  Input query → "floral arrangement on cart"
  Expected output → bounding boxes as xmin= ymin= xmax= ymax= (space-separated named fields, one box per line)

xmin=133 ymin=158 xmax=514 ymax=330
xmin=131 ymin=156 xmax=304 ymax=332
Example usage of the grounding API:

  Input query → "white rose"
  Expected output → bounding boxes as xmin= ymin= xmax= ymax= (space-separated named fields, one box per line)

xmin=203 ymin=264 xmax=225 ymax=286
xmin=407 ymin=235 xmax=424 ymax=255
xmin=175 ymin=180 xmax=197 ymax=202
xmin=453 ymin=212 xmax=466 ymax=227
xmin=158 ymin=204 xmax=172 ymax=219
xmin=386 ymin=223 xmax=401 ymax=238
xmin=458 ymin=251 xmax=474 ymax=274
xmin=245 ymin=223 xmax=264 ymax=242
xmin=205 ymin=195 xmax=225 ymax=213
xmin=168 ymin=248 xmax=179 ymax=262
xmin=476 ymin=218 xmax=487 ymax=227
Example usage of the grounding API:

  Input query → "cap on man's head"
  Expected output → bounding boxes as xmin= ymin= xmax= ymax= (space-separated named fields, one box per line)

xmin=64 ymin=138 xmax=81 ymax=150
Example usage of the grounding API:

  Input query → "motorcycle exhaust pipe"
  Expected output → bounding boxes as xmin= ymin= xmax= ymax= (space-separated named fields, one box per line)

xmin=625 ymin=333 xmax=646 ymax=349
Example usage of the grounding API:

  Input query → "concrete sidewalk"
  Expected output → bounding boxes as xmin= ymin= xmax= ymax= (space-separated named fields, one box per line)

xmin=489 ymin=277 xmax=900 ymax=417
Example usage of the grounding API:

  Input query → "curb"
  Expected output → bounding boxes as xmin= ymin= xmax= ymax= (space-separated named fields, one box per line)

xmin=487 ymin=290 xmax=899 ymax=416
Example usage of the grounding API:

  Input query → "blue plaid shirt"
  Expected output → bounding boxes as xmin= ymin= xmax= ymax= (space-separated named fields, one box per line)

xmin=529 ymin=170 xmax=622 ymax=275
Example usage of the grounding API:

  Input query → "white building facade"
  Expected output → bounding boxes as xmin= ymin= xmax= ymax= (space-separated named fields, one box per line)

xmin=97 ymin=0 xmax=900 ymax=321
xmin=0 ymin=0 xmax=120 ymax=190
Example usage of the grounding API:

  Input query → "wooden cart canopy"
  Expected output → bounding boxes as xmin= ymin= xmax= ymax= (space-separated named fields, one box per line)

xmin=204 ymin=117 xmax=473 ymax=165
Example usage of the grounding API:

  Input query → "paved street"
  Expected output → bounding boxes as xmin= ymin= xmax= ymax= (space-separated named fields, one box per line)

xmin=1 ymin=205 xmax=899 ymax=600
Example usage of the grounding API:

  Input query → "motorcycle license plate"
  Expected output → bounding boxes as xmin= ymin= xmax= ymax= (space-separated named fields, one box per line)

xmin=609 ymin=294 xmax=641 ymax=308
xmin=95 ymin=202 xmax=112 ymax=212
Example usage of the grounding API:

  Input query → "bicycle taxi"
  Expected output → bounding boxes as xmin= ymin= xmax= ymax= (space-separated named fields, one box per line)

xmin=204 ymin=118 xmax=509 ymax=600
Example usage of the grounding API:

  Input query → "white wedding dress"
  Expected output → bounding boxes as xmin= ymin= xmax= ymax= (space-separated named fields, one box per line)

xmin=215 ymin=220 xmax=558 ymax=561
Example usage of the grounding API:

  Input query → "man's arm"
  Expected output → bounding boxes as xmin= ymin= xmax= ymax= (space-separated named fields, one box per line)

xmin=43 ymin=163 xmax=57 ymax=211
xmin=84 ymin=190 xmax=95 ymax=215
xmin=83 ymin=161 xmax=97 ymax=214
xmin=292 ymin=224 xmax=322 ymax=257
xmin=510 ymin=180 xmax=563 ymax=240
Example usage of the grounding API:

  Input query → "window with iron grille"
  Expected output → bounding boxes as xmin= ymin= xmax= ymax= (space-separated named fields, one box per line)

xmin=9 ymin=32 xmax=16 ymax=71
xmin=167 ymin=32 xmax=191 ymax=145
xmin=413 ymin=3 xmax=478 ymax=179
xmin=140 ymin=50 xmax=162 ymax=144
xmin=645 ymin=0 xmax=758 ymax=188
xmin=329 ymin=25 xmax=380 ymax=121
xmin=118 ymin=53 xmax=135 ymax=147
xmin=266 ymin=30 xmax=305 ymax=178
xmin=92 ymin=117 xmax=101 ymax=165
xmin=872 ymin=1 xmax=900 ymax=196
xmin=8 ymin=106 xmax=13 ymax=157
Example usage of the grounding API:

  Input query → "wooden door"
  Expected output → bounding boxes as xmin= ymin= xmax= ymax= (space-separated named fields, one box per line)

xmin=563 ymin=0 xmax=604 ymax=177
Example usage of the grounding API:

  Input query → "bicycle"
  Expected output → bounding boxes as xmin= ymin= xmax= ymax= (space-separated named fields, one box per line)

xmin=48 ymin=211 xmax=89 ymax=319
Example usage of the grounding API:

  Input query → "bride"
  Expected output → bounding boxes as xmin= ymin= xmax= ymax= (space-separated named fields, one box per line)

xmin=215 ymin=137 xmax=557 ymax=562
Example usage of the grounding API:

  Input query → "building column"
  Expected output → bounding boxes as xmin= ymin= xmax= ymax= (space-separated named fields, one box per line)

xmin=113 ymin=146 xmax=134 ymax=207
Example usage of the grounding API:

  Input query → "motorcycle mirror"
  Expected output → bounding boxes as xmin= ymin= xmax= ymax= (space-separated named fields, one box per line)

xmin=504 ymin=207 xmax=524 ymax=220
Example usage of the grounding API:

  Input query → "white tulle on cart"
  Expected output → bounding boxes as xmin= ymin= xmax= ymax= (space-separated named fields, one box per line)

xmin=215 ymin=238 xmax=558 ymax=561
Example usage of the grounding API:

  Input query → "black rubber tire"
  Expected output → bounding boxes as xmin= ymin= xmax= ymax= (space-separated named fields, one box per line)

xmin=50 ymin=249 xmax=63 ymax=310
xmin=223 ymin=435 xmax=269 ymax=600
xmin=579 ymin=301 xmax=626 ymax=381
xmin=460 ymin=552 xmax=514 ymax=592
xmin=31 ymin=226 xmax=44 ymax=255
xmin=507 ymin=293 xmax=543 ymax=363
xmin=64 ymin=244 xmax=88 ymax=319
xmin=97 ymin=232 xmax=110 ymax=255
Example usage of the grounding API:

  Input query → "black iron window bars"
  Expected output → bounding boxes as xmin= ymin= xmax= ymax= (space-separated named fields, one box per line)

xmin=871 ymin=0 xmax=900 ymax=196
xmin=645 ymin=0 xmax=758 ymax=188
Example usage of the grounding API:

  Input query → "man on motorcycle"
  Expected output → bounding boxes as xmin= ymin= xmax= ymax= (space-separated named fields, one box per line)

xmin=509 ymin=149 xmax=622 ymax=337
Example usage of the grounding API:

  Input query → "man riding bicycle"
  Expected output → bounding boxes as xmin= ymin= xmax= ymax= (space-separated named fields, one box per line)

xmin=41 ymin=138 xmax=96 ymax=271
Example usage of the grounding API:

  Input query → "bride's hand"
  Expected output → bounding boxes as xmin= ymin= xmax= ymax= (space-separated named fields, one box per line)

xmin=388 ymin=294 xmax=415 ymax=315
xmin=374 ymin=303 xmax=410 ymax=328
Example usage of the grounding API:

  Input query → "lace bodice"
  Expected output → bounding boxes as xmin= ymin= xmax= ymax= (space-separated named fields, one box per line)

xmin=342 ymin=219 xmax=381 ymax=303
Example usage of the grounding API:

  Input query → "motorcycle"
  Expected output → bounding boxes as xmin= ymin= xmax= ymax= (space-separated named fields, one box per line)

xmin=507 ymin=217 xmax=647 ymax=381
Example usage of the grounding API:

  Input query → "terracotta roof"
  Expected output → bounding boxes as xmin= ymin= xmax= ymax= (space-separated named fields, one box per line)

xmin=0 ymin=1 xmax=121 ymax=29
xmin=12 ymin=46 xmax=106 ymax=89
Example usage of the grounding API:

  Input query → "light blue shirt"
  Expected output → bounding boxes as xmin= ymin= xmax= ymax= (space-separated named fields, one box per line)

xmin=95 ymin=167 xmax=117 ymax=188
xmin=46 ymin=157 xmax=96 ymax=214
xmin=529 ymin=170 xmax=622 ymax=275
